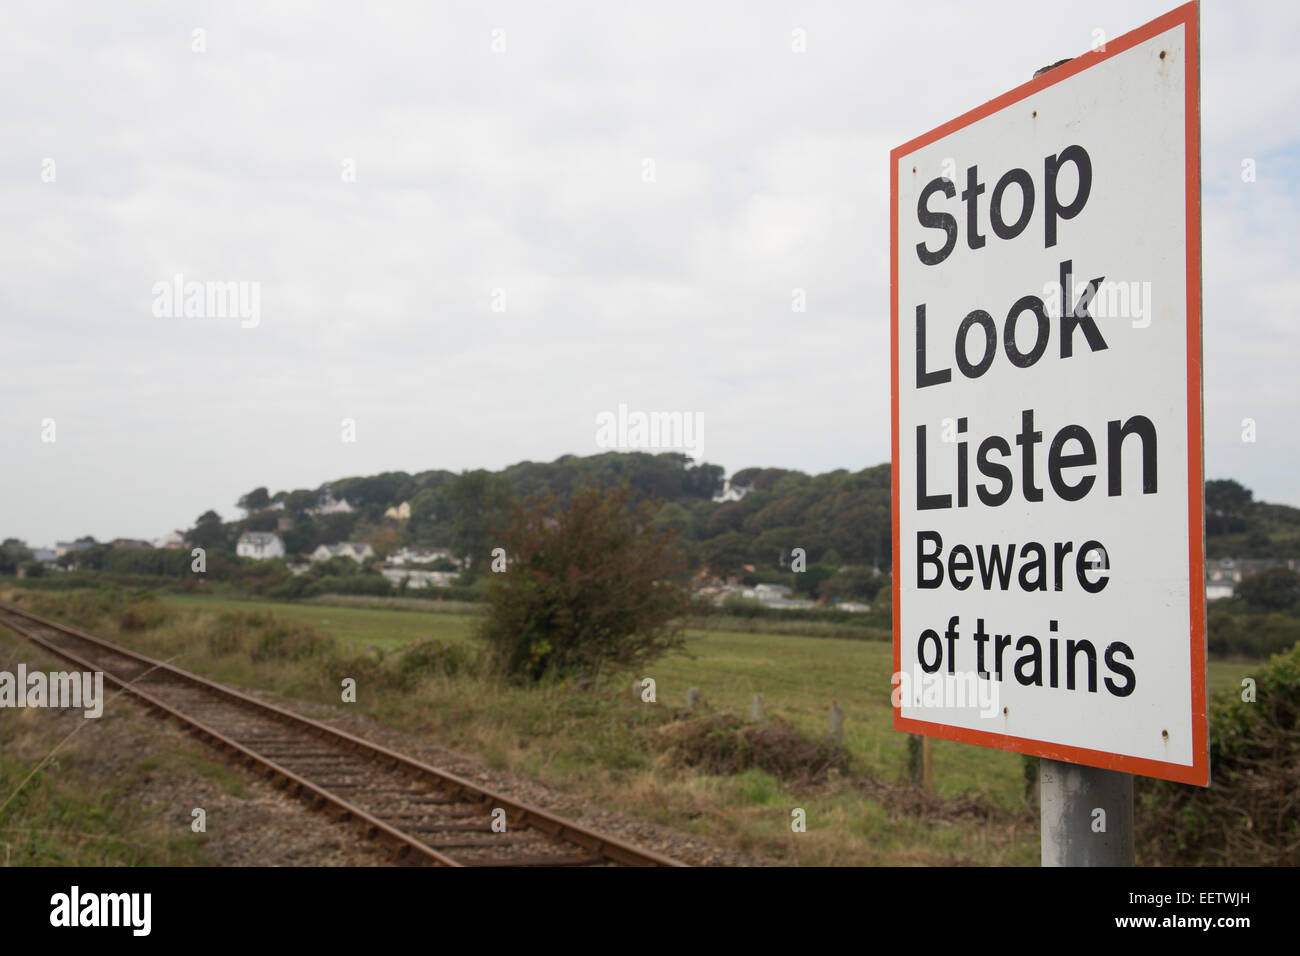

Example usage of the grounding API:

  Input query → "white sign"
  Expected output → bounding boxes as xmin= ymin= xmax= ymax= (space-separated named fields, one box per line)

xmin=890 ymin=3 xmax=1207 ymax=785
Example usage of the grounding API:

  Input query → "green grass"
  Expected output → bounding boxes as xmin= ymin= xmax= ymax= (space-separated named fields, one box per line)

xmin=7 ymin=587 xmax=1275 ymax=866
xmin=157 ymin=591 xmax=1263 ymax=811
xmin=162 ymin=593 xmax=479 ymax=650
xmin=0 ymin=629 xmax=209 ymax=866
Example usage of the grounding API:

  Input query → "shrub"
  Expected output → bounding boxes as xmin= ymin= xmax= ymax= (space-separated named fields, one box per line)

xmin=1136 ymin=642 xmax=1300 ymax=865
xmin=398 ymin=639 xmax=477 ymax=679
xmin=1207 ymin=608 xmax=1300 ymax=658
xmin=119 ymin=597 xmax=171 ymax=632
xmin=1235 ymin=567 xmax=1300 ymax=612
xmin=479 ymin=485 xmax=693 ymax=682
xmin=654 ymin=713 xmax=850 ymax=783
xmin=211 ymin=611 xmax=334 ymax=662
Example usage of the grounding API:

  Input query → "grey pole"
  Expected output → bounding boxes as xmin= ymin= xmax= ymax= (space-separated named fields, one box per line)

xmin=1039 ymin=758 xmax=1134 ymax=866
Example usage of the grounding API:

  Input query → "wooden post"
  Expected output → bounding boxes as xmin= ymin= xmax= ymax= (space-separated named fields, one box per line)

xmin=750 ymin=693 xmax=764 ymax=722
xmin=828 ymin=700 xmax=843 ymax=744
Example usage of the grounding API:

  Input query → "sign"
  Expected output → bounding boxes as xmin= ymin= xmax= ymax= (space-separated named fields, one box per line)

xmin=890 ymin=3 xmax=1206 ymax=785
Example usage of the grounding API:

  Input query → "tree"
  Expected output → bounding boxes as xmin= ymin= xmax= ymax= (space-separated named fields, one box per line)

xmin=818 ymin=565 xmax=885 ymax=602
xmin=364 ymin=525 xmax=401 ymax=560
xmin=1206 ymin=479 xmax=1253 ymax=536
xmin=408 ymin=487 xmax=451 ymax=543
xmin=1236 ymin=567 xmax=1300 ymax=613
xmin=793 ymin=563 xmax=835 ymax=597
xmin=447 ymin=470 xmax=513 ymax=579
xmin=188 ymin=511 xmax=226 ymax=551
xmin=0 ymin=539 xmax=33 ymax=574
xmin=479 ymin=485 xmax=693 ymax=682
xmin=238 ymin=487 xmax=271 ymax=513
xmin=283 ymin=489 xmax=318 ymax=518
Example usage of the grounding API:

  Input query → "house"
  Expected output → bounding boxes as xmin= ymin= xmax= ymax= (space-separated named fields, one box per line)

xmin=236 ymin=532 xmax=285 ymax=560
xmin=32 ymin=548 xmax=56 ymax=564
xmin=389 ymin=546 xmax=455 ymax=566
xmin=153 ymin=531 xmax=186 ymax=550
xmin=311 ymin=542 xmax=375 ymax=564
xmin=836 ymin=601 xmax=872 ymax=613
xmin=712 ymin=479 xmax=752 ymax=504
xmin=110 ymin=538 xmax=153 ymax=550
xmin=1206 ymin=582 xmax=1235 ymax=601
xmin=380 ymin=568 xmax=459 ymax=590
xmin=311 ymin=491 xmax=354 ymax=516
xmin=384 ymin=501 xmax=412 ymax=521
xmin=54 ymin=539 xmax=94 ymax=558
xmin=747 ymin=583 xmax=793 ymax=601
xmin=1205 ymin=557 xmax=1300 ymax=601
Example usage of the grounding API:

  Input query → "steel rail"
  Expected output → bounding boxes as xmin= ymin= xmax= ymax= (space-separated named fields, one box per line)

xmin=0 ymin=601 xmax=684 ymax=868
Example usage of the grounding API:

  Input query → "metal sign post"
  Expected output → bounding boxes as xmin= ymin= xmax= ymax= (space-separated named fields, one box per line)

xmin=1040 ymin=758 xmax=1134 ymax=866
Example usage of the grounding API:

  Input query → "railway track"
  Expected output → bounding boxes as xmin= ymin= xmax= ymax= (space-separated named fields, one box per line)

xmin=0 ymin=602 xmax=684 ymax=868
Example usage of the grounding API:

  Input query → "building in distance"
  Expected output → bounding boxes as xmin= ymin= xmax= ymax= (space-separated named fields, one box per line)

xmin=236 ymin=532 xmax=285 ymax=560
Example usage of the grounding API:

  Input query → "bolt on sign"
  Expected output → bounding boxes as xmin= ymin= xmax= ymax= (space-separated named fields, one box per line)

xmin=890 ymin=3 xmax=1207 ymax=785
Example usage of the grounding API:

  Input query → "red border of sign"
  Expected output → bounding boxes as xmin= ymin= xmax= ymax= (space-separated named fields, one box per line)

xmin=890 ymin=2 xmax=1207 ymax=786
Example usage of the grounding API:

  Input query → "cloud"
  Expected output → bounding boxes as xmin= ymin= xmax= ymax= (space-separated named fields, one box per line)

xmin=0 ymin=0 xmax=1297 ymax=544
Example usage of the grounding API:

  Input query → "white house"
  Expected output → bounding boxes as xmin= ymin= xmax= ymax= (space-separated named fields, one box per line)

xmin=153 ymin=530 xmax=186 ymax=550
xmin=712 ymin=479 xmax=751 ymax=504
xmin=380 ymin=568 xmax=459 ymax=590
xmin=311 ymin=542 xmax=375 ymax=564
xmin=311 ymin=493 xmax=354 ymax=516
xmin=744 ymin=583 xmax=793 ymax=601
xmin=237 ymin=532 xmax=285 ymax=560
xmin=389 ymin=546 xmax=456 ymax=566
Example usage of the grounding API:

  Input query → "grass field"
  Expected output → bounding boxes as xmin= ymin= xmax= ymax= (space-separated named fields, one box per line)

xmin=2 ymin=587 xmax=1266 ymax=865
xmin=159 ymin=593 xmax=1259 ymax=810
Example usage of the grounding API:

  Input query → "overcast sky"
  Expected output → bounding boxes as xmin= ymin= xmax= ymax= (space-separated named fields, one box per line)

xmin=1 ymin=0 xmax=1296 ymax=546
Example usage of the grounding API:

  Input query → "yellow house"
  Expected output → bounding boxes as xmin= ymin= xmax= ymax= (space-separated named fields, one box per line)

xmin=384 ymin=501 xmax=411 ymax=521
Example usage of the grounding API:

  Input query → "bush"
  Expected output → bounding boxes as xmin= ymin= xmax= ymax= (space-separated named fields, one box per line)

xmin=479 ymin=486 xmax=693 ymax=682
xmin=312 ymin=574 xmax=392 ymax=597
xmin=655 ymin=714 xmax=850 ymax=783
xmin=119 ymin=598 xmax=171 ymax=632
xmin=1235 ymin=567 xmax=1300 ymax=612
xmin=1207 ymin=608 xmax=1300 ymax=658
xmin=1136 ymin=642 xmax=1300 ymax=865
xmin=210 ymin=611 xmax=334 ymax=662
xmin=398 ymin=639 xmax=477 ymax=679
